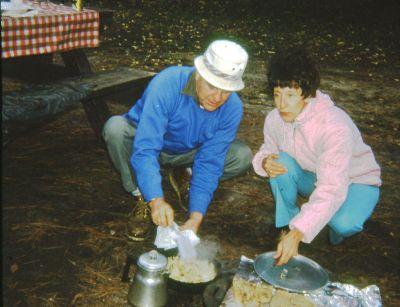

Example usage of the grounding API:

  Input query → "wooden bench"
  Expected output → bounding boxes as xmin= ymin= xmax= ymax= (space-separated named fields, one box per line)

xmin=2 ymin=67 xmax=155 ymax=146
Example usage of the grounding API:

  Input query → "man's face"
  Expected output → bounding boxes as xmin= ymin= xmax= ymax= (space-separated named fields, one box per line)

xmin=195 ymin=73 xmax=231 ymax=112
xmin=273 ymin=86 xmax=308 ymax=122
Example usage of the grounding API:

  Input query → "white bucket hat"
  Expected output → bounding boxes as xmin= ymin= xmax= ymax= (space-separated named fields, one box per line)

xmin=194 ymin=40 xmax=248 ymax=91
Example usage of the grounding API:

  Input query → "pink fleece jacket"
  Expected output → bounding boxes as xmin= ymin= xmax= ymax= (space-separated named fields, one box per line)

xmin=252 ymin=91 xmax=381 ymax=243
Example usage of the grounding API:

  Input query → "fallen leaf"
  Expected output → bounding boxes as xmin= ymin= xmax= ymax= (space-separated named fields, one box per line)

xmin=10 ymin=263 xmax=18 ymax=273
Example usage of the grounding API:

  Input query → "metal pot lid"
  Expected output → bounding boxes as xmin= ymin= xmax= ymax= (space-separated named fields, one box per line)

xmin=138 ymin=250 xmax=167 ymax=271
xmin=254 ymin=251 xmax=329 ymax=293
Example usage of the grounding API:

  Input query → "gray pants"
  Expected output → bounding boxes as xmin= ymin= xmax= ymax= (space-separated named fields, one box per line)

xmin=102 ymin=115 xmax=253 ymax=193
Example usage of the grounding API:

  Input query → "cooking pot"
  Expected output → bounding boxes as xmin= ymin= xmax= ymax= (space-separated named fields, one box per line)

xmin=155 ymin=246 xmax=220 ymax=293
xmin=167 ymin=259 xmax=221 ymax=294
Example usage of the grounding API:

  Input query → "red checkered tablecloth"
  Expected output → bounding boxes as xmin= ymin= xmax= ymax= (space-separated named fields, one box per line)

xmin=1 ymin=0 xmax=100 ymax=58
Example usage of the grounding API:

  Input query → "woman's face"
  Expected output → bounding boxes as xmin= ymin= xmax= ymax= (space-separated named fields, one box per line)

xmin=273 ymin=86 xmax=308 ymax=122
xmin=195 ymin=73 xmax=231 ymax=112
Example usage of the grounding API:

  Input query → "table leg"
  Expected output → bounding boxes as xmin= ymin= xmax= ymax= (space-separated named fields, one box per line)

xmin=61 ymin=49 xmax=112 ymax=144
xmin=61 ymin=49 xmax=92 ymax=75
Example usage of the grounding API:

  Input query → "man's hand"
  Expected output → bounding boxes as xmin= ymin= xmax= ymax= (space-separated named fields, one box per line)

xmin=262 ymin=154 xmax=288 ymax=177
xmin=274 ymin=228 xmax=304 ymax=266
xmin=181 ymin=212 xmax=203 ymax=233
xmin=148 ymin=197 xmax=174 ymax=227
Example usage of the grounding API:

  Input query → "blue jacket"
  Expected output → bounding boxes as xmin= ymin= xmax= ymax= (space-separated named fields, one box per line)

xmin=125 ymin=66 xmax=243 ymax=215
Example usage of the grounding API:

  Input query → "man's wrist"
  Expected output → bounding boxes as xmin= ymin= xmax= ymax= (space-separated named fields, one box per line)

xmin=189 ymin=211 xmax=203 ymax=222
xmin=148 ymin=197 xmax=164 ymax=209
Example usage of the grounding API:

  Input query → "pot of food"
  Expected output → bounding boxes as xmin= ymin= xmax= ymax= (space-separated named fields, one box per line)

xmin=253 ymin=251 xmax=329 ymax=293
xmin=166 ymin=255 xmax=220 ymax=294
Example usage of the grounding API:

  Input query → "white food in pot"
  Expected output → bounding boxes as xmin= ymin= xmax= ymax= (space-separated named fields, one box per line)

xmin=167 ymin=256 xmax=216 ymax=283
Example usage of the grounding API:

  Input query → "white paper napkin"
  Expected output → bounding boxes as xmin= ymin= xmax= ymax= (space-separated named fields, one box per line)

xmin=154 ymin=222 xmax=200 ymax=260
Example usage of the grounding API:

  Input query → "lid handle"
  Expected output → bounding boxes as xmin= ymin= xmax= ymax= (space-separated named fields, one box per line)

xmin=280 ymin=268 xmax=289 ymax=280
xmin=149 ymin=250 xmax=158 ymax=261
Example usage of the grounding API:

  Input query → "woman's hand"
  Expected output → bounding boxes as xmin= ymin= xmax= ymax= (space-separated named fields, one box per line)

xmin=262 ymin=154 xmax=288 ymax=177
xmin=148 ymin=197 xmax=174 ymax=227
xmin=181 ymin=212 xmax=203 ymax=233
xmin=274 ymin=228 xmax=304 ymax=266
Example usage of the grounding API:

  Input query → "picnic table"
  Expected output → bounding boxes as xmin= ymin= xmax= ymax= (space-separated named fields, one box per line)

xmin=1 ymin=0 xmax=99 ymax=60
xmin=2 ymin=0 xmax=154 ymax=145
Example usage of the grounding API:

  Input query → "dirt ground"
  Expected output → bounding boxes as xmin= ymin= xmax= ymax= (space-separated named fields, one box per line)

xmin=2 ymin=0 xmax=400 ymax=306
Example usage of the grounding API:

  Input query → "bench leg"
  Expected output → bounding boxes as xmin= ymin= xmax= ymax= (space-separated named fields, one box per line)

xmin=82 ymin=98 xmax=111 ymax=145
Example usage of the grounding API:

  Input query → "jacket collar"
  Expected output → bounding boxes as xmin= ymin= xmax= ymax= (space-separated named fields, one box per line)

xmin=295 ymin=90 xmax=334 ymax=124
xmin=181 ymin=70 xmax=200 ymax=105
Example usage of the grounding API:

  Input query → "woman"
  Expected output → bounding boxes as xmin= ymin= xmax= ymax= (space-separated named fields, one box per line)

xmin=252 ymin=47 xmax=381 ymax=265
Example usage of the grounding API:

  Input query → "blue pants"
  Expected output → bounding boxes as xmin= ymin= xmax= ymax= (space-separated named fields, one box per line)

xmin=269 ymin=152 xmax=380 ymax=239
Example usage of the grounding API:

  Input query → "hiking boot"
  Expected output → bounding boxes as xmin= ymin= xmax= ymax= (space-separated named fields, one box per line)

xmin=167 ymin=167 xmax=191 ymax=212
xmin=126 ymin=196 xmax=152 ymax=241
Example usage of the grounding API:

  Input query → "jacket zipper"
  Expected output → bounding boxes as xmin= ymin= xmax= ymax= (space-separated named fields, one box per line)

xmin=292 ymin=123 xmax=297 ymax=157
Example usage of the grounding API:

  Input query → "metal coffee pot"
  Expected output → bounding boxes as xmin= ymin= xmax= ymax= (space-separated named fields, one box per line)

xmin=127 ymin=250 xmax=168 ymax=307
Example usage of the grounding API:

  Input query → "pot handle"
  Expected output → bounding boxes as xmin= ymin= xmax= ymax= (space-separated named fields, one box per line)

xmin=121 ymin=254 xmax=138 ymax=283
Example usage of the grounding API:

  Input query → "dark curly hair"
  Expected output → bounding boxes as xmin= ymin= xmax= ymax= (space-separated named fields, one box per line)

xmin=267 ymin=47 xmax=320 ymax=98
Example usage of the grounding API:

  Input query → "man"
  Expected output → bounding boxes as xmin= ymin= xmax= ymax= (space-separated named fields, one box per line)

xmin=103 ymin=40 xmax=252 ymax=241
